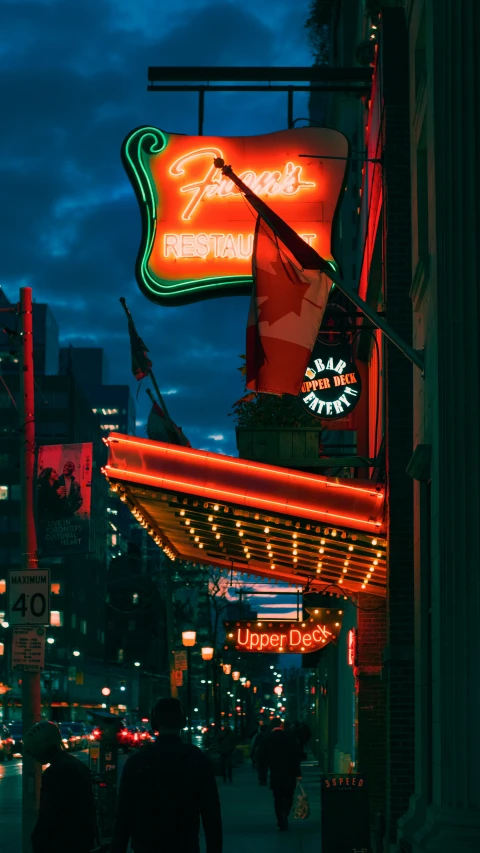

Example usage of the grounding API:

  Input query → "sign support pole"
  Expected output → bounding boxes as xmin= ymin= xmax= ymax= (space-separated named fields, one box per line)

xmin=164 ymin=563 xmax=177 ymax=699
xmin=19 ymin=286 xmax=41 ymax=853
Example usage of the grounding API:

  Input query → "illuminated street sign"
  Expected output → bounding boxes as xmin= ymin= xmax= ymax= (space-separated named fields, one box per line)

xmin=299 ymin=342 xmax=362 ymax=420
xmin=122 ymin=126 xmax=348 ymax=305
xmin=223 ymin=610 xmax=343 ymax=654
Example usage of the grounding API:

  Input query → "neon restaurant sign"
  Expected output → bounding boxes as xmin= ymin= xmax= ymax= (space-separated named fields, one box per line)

xmin=223 ymin=610 xmax=344 ymax=654
xmin=121 ymin=126 xmax=348 ymax=305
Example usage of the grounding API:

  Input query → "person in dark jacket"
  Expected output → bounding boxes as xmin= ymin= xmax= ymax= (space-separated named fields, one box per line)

xmin=250 ymin=724 xmax=267 ymax=770
xmin=110 ymin=698 xmax=222 ymax=853
xmin=23 ymin=721 xmax=95 ymax=853
xmin=256 ymin=718 xmax=302 ymax=831
xmin=57 ymin=460 xmax=83 ymax=516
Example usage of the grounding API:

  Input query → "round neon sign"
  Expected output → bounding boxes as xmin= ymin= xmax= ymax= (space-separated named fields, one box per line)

xmin=298 ymin=344 xmax=362 ymax=420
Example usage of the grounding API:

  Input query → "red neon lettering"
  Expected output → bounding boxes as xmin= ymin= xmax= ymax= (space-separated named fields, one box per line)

xmin=289 ymin=629 xmax=302 ymax=647
xmin=237 ymin=629 xmax=249 ymax=647
xmin=280 ymin=634 xmax=287 ymax=648
xmin=303 ymin=633 xmax=312 ymax=647
xmin=270 ymin=634 xmax=280 ymax=647
xmin=249 ymin=633 xmax=259 ymax=649
xmin=169 ymin=148 xmax=316 ymax=221
xmin=260 ymin=634 xmax=270 ymax=650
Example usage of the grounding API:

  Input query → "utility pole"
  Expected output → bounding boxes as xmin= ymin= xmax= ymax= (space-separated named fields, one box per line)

xmin=19 ymin=286 xmax=41 ymax=853
xmin=164 ymin=562 xmax=177 ymax=698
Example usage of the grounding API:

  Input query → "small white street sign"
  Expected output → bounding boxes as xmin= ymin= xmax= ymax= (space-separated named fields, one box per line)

xmin=11 ymin=627 xmax=46 ymax=672
xmin=8 ymin=569 xmax=50 ymax=626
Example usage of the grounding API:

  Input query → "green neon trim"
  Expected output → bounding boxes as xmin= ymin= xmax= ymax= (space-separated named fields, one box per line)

xmin=122 ymin=126 xmax=253 ymax=306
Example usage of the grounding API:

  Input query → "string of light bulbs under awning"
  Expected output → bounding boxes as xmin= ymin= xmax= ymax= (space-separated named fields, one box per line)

xmin=103 ymin=433 xmax=387 ymax=597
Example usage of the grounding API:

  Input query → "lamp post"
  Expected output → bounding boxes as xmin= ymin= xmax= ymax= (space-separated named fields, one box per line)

xmin=182 ymin=629 xmax=196 ymax=742
xmin=201 ymin=647 xmax=214 ymax=728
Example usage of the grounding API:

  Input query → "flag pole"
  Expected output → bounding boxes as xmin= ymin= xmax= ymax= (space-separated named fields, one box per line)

xmin=321 ymin=270 xmax=424 ymax=373
xmin=215 ymin=159 xmax=424 ymax=375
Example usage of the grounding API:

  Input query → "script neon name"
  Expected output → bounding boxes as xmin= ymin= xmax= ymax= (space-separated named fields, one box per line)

xmin=236 ymin=625 xmax=332 ymax=651
xmin=163 ymin=232 xmax=317 ymax=260
xmin=168 ymin=147 xmax=317 ymax=220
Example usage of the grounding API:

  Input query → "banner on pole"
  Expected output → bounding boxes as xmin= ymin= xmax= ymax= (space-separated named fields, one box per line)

xmin=36 ymin=443 xmax=92 ymax=556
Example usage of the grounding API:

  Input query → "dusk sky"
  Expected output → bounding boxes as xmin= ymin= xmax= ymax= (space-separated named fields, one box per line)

xmin=2 ymin=0 xmax=315 ymax=458
xmin=2 ymin=0 xmax=316 ymax=622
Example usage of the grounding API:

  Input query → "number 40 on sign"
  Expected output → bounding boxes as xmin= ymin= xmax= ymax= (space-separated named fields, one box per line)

xmin=8 ymin=570 xmax=50 ymax=626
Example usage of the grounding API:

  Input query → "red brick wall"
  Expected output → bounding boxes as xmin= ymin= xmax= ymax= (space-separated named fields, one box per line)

xmin=381 ymin=8 xmax=415 ymax=845
xmin=357 ymin=593 xmax=387 ymax=823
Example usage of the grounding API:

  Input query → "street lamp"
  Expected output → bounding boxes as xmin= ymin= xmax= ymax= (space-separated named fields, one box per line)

xmin=47 ymin=638 xmax=55 ymax=645
xmin=201 ymin=647 xmax=214 ymax=728
xmin=182 ymin=628 xmax=197 ymax=741
xmin=102 ymin=687 xmax=111 ymax=697
xmin=134 ymin=661 xmax=141 ymax=667
xmin=72 ymin=650 xmax=80 ymax=657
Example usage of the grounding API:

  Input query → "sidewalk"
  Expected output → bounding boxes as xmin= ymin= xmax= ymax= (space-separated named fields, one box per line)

xmin=201 ymin=761 xmax=321 ymax=853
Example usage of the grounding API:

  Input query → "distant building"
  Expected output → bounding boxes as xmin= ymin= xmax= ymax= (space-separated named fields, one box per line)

xmin=59 ymin=347 xmax=135 ymax=436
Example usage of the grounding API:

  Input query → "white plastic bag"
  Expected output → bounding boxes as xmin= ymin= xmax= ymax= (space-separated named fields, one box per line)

xmin=293 ymin=781 xmax=310 ymax=820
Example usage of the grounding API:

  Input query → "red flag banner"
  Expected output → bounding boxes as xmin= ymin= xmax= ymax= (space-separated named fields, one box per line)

xmin=246 ymin=220 xmax=331 ymax=396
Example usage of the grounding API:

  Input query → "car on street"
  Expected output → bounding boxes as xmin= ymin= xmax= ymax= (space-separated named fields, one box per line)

xmin=7 ymin=722 xmax=23 ymax=757
xmin=58 ymin=723 xmax=77 ymax=751
xmin=65 ymin=722 xmax=89 ymax=750
xmin=0 ymin=725 xmax=14 ymax=762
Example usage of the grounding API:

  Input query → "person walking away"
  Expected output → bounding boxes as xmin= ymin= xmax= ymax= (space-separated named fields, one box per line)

xmin=23 ymin=721 xmax=95 ymax=853
xmin=110 ymin=698 xmax=222 ymax=853
xmin=216 ymin=725 xmax=235 ymax=783
xmin=256 ymin=718 xmax=302 ymax=832
xmin=250 ymin=724 xmax=267 ymax=770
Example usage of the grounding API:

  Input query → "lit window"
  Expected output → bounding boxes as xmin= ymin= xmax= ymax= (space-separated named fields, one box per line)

xmin=0 ymin=579 xmax=6 ymax=594
xmin=118 ymin=649 xmax=124 ymax=662
xmin=0 ymin=486 xmax=8 ymax=501
xmin=132 ymin=593 xmax=139 ymax=605
xmin=71 ymin=613 xmax=76 ymax=628
xmin=51 ymin=583 xmax=61 ymax=595
xmin=111 ymin=534 xmax=117 ymax=547
xmin=50 ymin=611 xmax=63 ymax=627
xmin=80 ymin=620 xmax=87 ymax=635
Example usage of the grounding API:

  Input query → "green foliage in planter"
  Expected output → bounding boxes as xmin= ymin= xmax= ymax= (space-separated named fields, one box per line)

xmin=230 ymin=355 xmax=325 ymax=429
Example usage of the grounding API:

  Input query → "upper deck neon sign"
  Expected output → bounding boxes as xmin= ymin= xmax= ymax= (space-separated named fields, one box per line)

xmin=223 ymin=610 xmax=344 ymax=654
xmin=122 ymin=126 xmax=349 ymax=306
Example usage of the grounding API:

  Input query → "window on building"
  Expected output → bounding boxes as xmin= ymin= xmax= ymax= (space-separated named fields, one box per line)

xmin=111 ymin=534 xmax=117 ymax=547
xmin=0 ymin=486 xmax=8 ymax=500
xmin=101 ymin=632 xmax=105 ymax=644
xmin=0 ymin=642 xmax=4 ymax=656
xmin=10 ymin=485 xmax=21 ymax=500
xmin=71 ymin=613 xmax=76 ymax=628
xmin=50 ymin=611 xmax=63 ymax=627
xmin=100 ymin=424 xmax=120 ymax=431
xmin=80 ymin=620 xmax=87 ymax=635
xmin=0 ymin=611 xmax=5 ymax=623
xmin=132 ymin=593 xmax=139 ymax=605
xmin=0 ymin=579 xmax=6 ymax=594
xmin=117 ymin=649 xmax=124 ymax=663
xmin=51 ymin=583 xmax=61 ymax=595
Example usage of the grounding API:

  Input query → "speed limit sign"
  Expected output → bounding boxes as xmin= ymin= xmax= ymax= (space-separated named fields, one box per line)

xmin=8 ymin=569 xmax=50 ymax=626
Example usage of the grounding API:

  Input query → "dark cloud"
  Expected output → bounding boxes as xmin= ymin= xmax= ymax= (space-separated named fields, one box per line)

xmin=1 ymin=0 xmax=313 ymax=456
